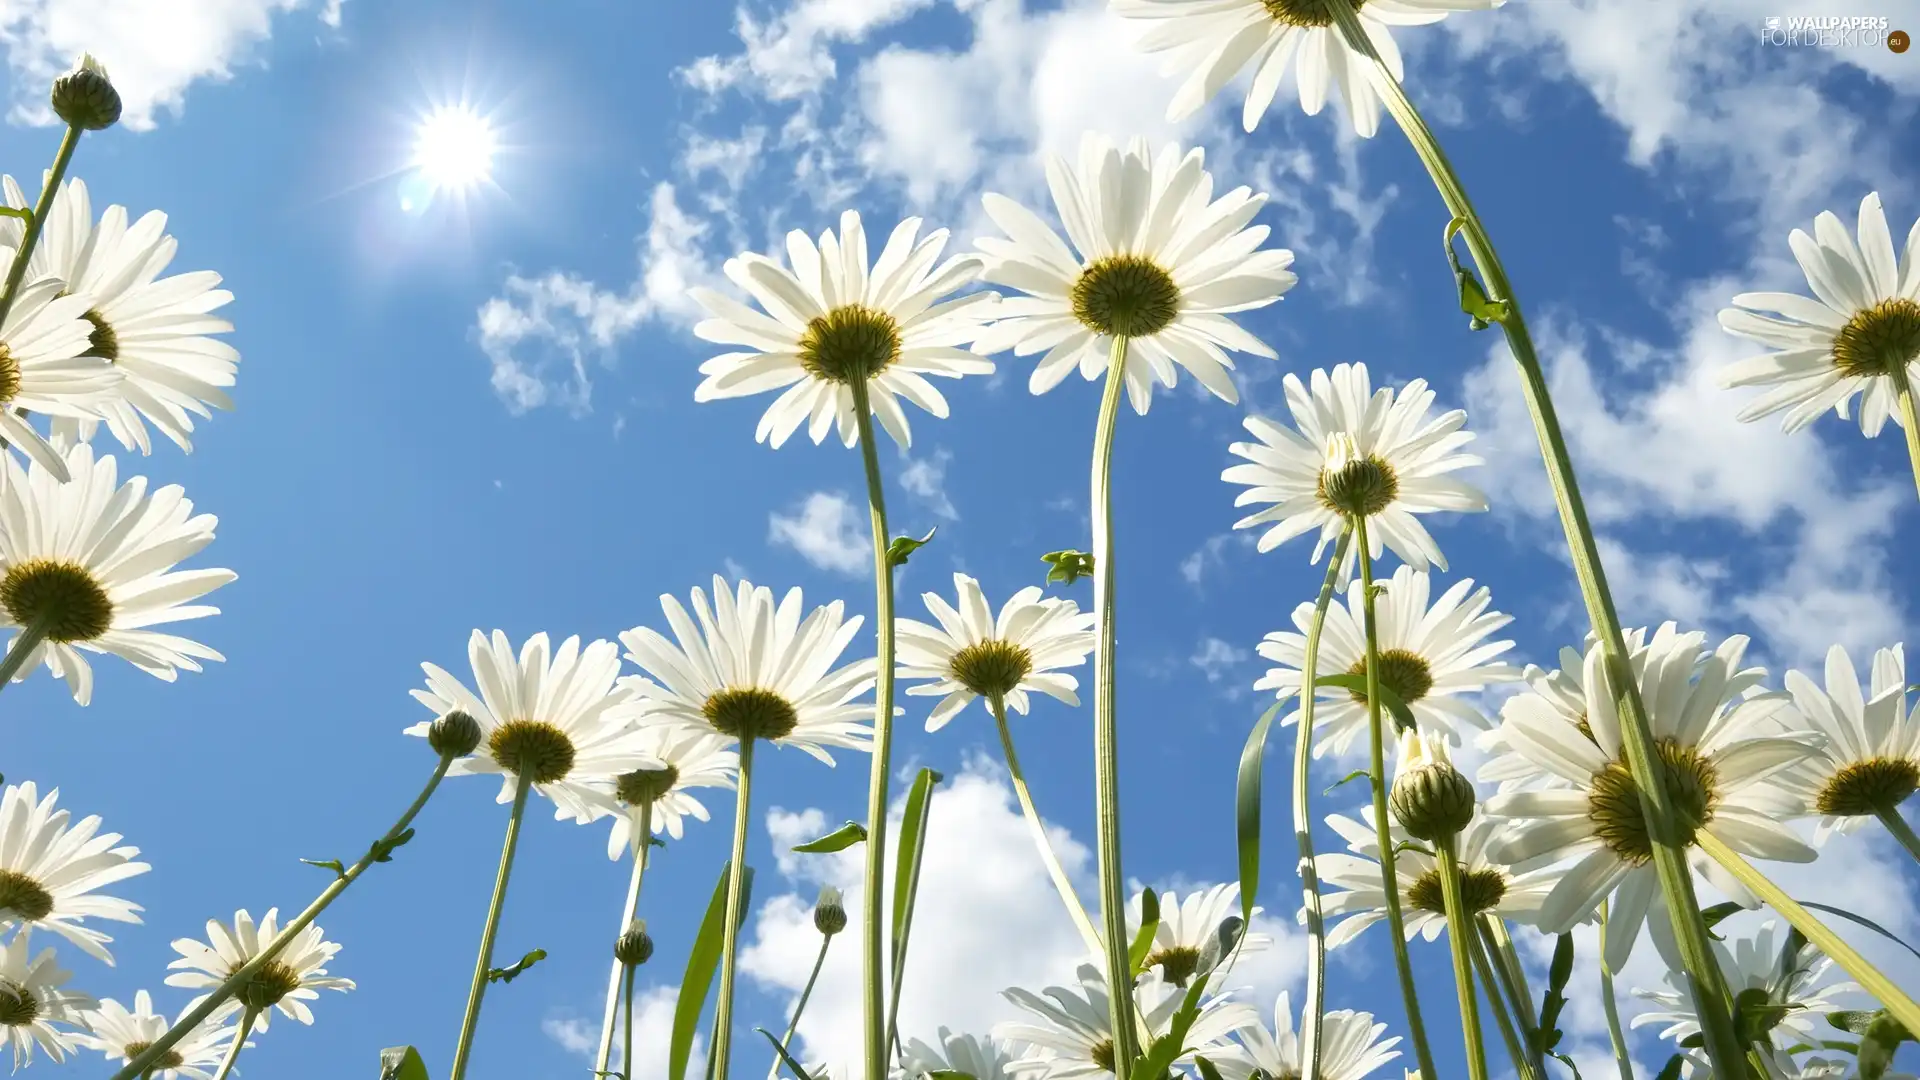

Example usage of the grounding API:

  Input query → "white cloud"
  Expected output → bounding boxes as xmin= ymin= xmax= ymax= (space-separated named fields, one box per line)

xmin=545 ymin=986 xmax=703 ymax=1080
xmin=1190 ymin=636 xmax=1250 ymax=685
xmin=475 ymin=182 xmax=714 ymax=415
xmin=685 ymin=127 xmax=770 ymax=194
xmin=899 ymin=448 xmax=957 ymax=521
xmin=542 ymin=1015 xmax=596 ymax=1055
xmin=769 ymin=491 xmax=868 ymax=575
xmin=680 ymin=0 xmax=936 ymax=101
xmin=0 ymin=0 xmax=342 ymax=131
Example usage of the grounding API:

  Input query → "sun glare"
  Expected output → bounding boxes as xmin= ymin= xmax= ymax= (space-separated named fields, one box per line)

xmin=413 ymin=106 xmax=495 ymax=191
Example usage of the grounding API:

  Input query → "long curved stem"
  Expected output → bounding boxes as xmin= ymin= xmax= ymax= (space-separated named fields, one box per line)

xmin=1324 ymin=4 xmax=1745 ymax=1074
xmin=0 ymin=123 xmax=81 ymax=325
xmin=849 ymin=378 xmax=900 ymax=1080
xmin=1354 ymin=514 xmax=1438 ymax=1080
xmin=0 ymin=615 xmax=52 ymax=695
xmin=209 ymin=1009 xmax=256 ymax=1080
xmin=1295 ymin=527 xmax=1353 ymax=1080
xmin=1468 ymin=917 xmax=1537 ymax=1080
xmin=598 ymin=803 xmax=655 ymax=1078
xmin=766 ymin=934 xmax=835 ymax=1080
xmin=114 ymin=755 xmax=455 ymax=1080
xmin=1597 ymin=902 xmax=1636 ymax=1080
xmin=1437 ymin=839 xmax=1490 ymax=1080
xmin=1889 ymin=364 xmax=1920 ymax=503
xmin=1876 ymin=804 xmax=1920 ymax=867
xmin=623 ymin=963 xmax=639 ymax=1080
xmin=1476 ymin=917 xmax=1546 ymax=1080
xmin=1696 ymin=830 xmax=1920 ymax=1032
xmin=450 ymin=771 xmax=535 ymax=1080
xmin=712 ymin=739 xmax=758 ymax=1080
xmin=989 ymin=693 xmax=1103 ymax=958
xmin=1089 ymin=344 xmax=1138 ymax=1077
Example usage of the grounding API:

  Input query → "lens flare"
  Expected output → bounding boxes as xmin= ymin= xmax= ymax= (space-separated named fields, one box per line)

xmin=413 ymin=105 xmax=495 ymax=191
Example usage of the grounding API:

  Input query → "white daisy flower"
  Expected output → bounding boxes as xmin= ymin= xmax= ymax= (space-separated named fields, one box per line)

xmin=1483 ymin=625 xmax=1819 ymax=971
xmin=1124 ymin=883 xmax=1271 ymax=988
xmin=972 ymin=134 xmax=1297 ymax=416
xmin=0 ymin=781 xmax=149 ymax=964
xmin=1631 ymin=921 xmax=1860 ymax=1072
xmin=1771 ymin=643 xmax=1920 ymax=836
xmin=0 ymin=928 xmax=93 ymax=1068
xmin=1 ymin=177 xmax=237 ymax=454
xmin=0 ymin=438 xmax=234 ymax=704
xmin=896 ymin=572 xmax=1097 ymax=732
xmin=690 ymin=210 xmax=996 ymax=450
xmin=1475 ymin=628 xmax=1668 ymax=795
xmin=0 ymin=273 xmax=114 ymax=480
xmin=1254 ymin=563 xmax=1519 ymax=757
xmin=404 ymin=631 xmax=662 ymax=819
xmin=903 ymin=1028 xmax=1023 ymax=1080
xmin=1311 ymin=807 xmax=1553 ymax=947
xmin=591 ymin=727 xmax=740 ymax=858
xmin=995 ymin=962 xmax=1256 ymax=1080
xmin=74 ymin=989 xmax=246 ymax=1080
xmin=618 ymin=576 xmax=876 ymax=763
xmin=1222 ymin=363 xmax=1486 ymax=582
xmin=1111 ymin=0 xmax=1503 ymax=137
xmin=1719 ymin=193 xmax=1920 ymax=438
xmin=1212 ymin=990 xmax=1402 ymax=1080
xmin=165 ymin=908 xmax=353 ymax=1032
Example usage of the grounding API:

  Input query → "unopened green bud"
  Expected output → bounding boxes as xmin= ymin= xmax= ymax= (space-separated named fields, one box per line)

xmin=1388 ymin=729 xmax=1476 ymax=842
xmin=814 ymin=886 xmax=847 ymax=936
xmin=429 ymin=710 xmax=483 ymax=758
xmin=51 ymin=54 xmax=120 ymax=131
xmin=615 ymin=920 xmax=654 ymax=966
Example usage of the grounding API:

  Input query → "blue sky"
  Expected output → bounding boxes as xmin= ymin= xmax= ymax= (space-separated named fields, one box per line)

xmin=4 ymin=1 xmax=1919 ymax=1079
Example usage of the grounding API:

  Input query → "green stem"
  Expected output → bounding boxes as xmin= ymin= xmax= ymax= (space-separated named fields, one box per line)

xmin=1323 ymin=4 xmax=1747 ymax=1074
xmin=849 ymin=378 xmax=900 ymax=1080
xmin=113 ymin=755 xmax=454 ymax=1080
xmin=886 ymin=796 xmax=932 ymax=1064
xmin=0 ymin=123 xmax=81 ymax=326
xmin=765 ymin=933 xmax=835 ymax=1080
xmin=712 ymin=739 xmax=758 ymax=1080
xmin=1354 ymin=514 xmax=1438 ymax=1080
xmin=1478 ymin=917 xmax=1545 ymax=1078
xmin=598 ymin=803 xmax=655 ymax=1078
xmin=1889 ymin=363 xmax=1920 ymax=504
xmin=1089 ymin=342 xmax=1138 ymax=1077
xmin=1468 ymin=916 xmax=1538 ymax=1080
xmin=1294 ymin=527 xmax=1354 ymax=1080
xmin=989 ymin=692 xmax=1104 ymax=958
xmin=1437 ymin=839 xmax=1491 ymax=1080
xmin=1597 ymin=901 xmax=1636 ymax=1080
xmin=1696 ymin=829 xmax=1920 ymax=1033
xmin=1877 ymin=804 xmax=1920 ymax=867
xmin=623 ymin=962 xmax=638 ymax=1080
xmin=209 ymin=1009 xmax=256 ymax=1080
xmin=450 ymin=771 xmax=535 ymax=1080
xmin=0 ymin=615 xmax=53 ymax=695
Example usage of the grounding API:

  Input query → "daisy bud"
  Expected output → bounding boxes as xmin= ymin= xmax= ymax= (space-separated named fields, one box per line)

xmin=50 ymin=54 xmax=120 ymax=131
xmin=1389 ymin=728 xmax=1476 ymax=842
xmin=615 ymin=920 xmax=653 ymax=966
xmin=813 ymin=886 xmax=847 ymax=937
xmin=428 ymin=710 xmax=483 ymax=758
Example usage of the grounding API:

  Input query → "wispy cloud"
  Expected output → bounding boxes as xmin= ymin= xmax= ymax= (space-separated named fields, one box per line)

xmin=769 ymin=491 xmax=867 ymax=575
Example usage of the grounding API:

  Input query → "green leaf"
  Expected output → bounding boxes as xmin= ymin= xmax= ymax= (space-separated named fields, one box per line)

xmin=1547 ymin=1051 xmax=1586 ymax=1080
xmin=486 ymin=948 xmax=548 ymax=984
xmin=380 ymin=1045 xmax=430 ymax=1080
xmin=0 ymin=208 xmax=28 ymax=223
xmin=1131 ymin=973 xmax=1215 ymax=1080
xmin=888 ymin=528 xmax=937 ymax=568
xmin=1129 ymin=888 xmax=1163 ymax=977
xmin=1654 ymin=1054 xmax=1686 ymax=1080
xmin=1443 ymin=217 xmax=1510 ymax=331
xmin=672 ymin=861 xmax=755 ymax=1080
xmin=651 ymin=836 xmax=668 ymax=849
xmin=302 ymin=858 xmax=347 ymax=880
xmin=1324 ymin=769 xmax=1373 ymax=797
xmin=1701 ymin=900 xmax=1745 ymax=940
xmin=1831 ymin=1010 xmax=1879 ymax=1035
xmin=370 ymin=827 xmax=416 ymax=863
xmin=1311 ymin=673 xmax=1416 ymax=733
xmin=1533 ymin=933 xmax=1573 ymax=1053
xmin=926 ymin=1072 xmax=978 ymax=1080
xmin=1193 ymin=1057 xmax=1227 ymax=1080
xmin=1042 ymin=550 xmax=1095 ymax=586
xmin=756 ymin=1027 xmax=816 ymax=1080
xmin=791 ymin=821 xmax=867 ymax=853
xmin=1731 ymin=986 xmax=1801 ymax=1047
xmin=1235 ymin=700 xmax=1286 ymax=932
xmin=1858 ymin=1011 xmax=1913 ymax=1080
xmin=1798 ymin=901 xmax=1920 ymax=963
xmin=887 ymin=768 xmax=942 ymax=1046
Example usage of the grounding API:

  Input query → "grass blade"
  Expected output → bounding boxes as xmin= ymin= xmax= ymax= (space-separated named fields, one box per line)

xmin=673 ymin=861 xmax=754 ymax=1080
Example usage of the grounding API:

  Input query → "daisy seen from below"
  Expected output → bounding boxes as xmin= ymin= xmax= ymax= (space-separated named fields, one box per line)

xmin=0 ymin=928 xmax=92 ymax=1068
xmin=75 ymin=989 xmax=245 ymax=1080
xmin=165 ymin=908 xmax=353 ymax=1033
xmin=896 ymin=572 xmax=1096 ymax=732
xmin=971 ymin=134 xmax=1296 ymax=415
xmin=404 ymin=630 xmax=662 ymax=819
xmin=1311 ymin=807 xmax=1552 ymax=947
xmin=0 ymin=437 xmax=234 ymax=705
xmin=1631 ymin=920 xmax=1860 ymax=1071
xmin=591 ymin=727 xmax=739 ymax=858
xmin=1254 ymin=563 xmax=1519 ymax=757
xmin=1 ymin=177 xmax=238 ymax=454
xmin=902 ymin=1029 xmax=1023 ymax=1080
xmin=1483 ymin=625 xmax=1818 ymax=971
xmin=1771 ymin=643 xmax=1920 ymax=854
xmin=1222 ymin=363 xmax=1486 ymax=583
xmin=1211 ymin=990 xmax=1402 ymax=1080
xmin=995 ymin=962 xmax=1256 ymax=1080
xmin=0 ymin=781 xmax=149 ymax=964
xmin=1124 ymin=883 xmax=1272 ymax=988
xmin=0 ymin=272 xmax=111 ymax=481
xmin=690 ymin=210 xmax=996 ymax=449
xmin=1110 ymin=0 xmax=1504 ymax=138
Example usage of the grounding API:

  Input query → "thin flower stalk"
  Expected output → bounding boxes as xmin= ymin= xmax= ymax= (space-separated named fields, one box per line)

xmin=0 ymin=123 xmax=80 ymax=325
xmin=1354 ymin=515 xmax=1437 ymax=1080
xmin=765 ymin=935 xmax=834 ymax=1080
xmin=1466 ymin=921 xmax=1536 ymax=1080
xmin=597 ymin=803 xmax=654 ymax=1079
xmin=1089 ymin=340 xmax=1139 ymax=1076
xmin=989 ymin=692 xmax=1103 ymax=957
xmin=1894 ymin=364 xmax=1920 ymax=501
xmin=450 ymin=773 xmax=535 ymax=1080
xmin=1597 ymin=902 xmax=1634 ymax=1080
xmin=622 ymin=962 xmax=638 ymax=1080
xmin=1475 ymin=917 xmax=1545 ymax=1080
xmin=0 ymin=624 xmax=52 ymax=691
xmin=1877 ymin=807 xmax=1920 ymax=866
xmin=112 ymin=754 xmax=455 ymax=1080
xmin=208 ymin=1010 xmax=255 ymax=1080
xmin=1294 ymin=527 xmax=1354 ymax=1080
xmin=850 ymin=377 xmax=902 ymax=1080
xmin=1435 ymin=839 xmax=1491 ymax=1080
xmin=1322 ymin=2 xmax=1746 ymax=1073
xmin=713 ymin=740 xmax=760 ymax=1080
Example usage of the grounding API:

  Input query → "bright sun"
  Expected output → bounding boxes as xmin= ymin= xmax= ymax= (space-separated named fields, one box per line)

xmin=413 ymin=106 xmax=495 ymax=190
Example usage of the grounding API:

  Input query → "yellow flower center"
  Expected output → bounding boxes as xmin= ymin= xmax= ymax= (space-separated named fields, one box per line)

xmin=234 ymin=960 xmax=303 ymax=1011
xmin=1261 ymin=0 xmax=1366 ymax=28
xmin=82 ymin=310 xmax=120 ymax=362
xmin=1832 ymin=297 xmax=1920 ymax=378
xmin=948 ymin=640 xmax=1034 ymax=699
xmin=487 ymin=720 xmax=577 ymax=783
xmin=1071 ymin=254 xmax=1180 ymax=338
xmin=1144 ymin=944 xmax=1202 ymax=987
xmin=1317 ymin=454 xmax=1400 ymax=518
xmin=1 ymin=558 xmax=115 ymax=642
xmin=122 ymin=1042 xmax=185 ymax=1070
xmin=0 ymin=870 xmax=54 ymax=922
xmin=1815 ymin=757 xmax=1919 ymax=817
xmin=1588 ymin=739 xmax=1720 ymax=862
xmin=616 ymin=764 xmax=681 ymax=805
xmin=0 ymin=980 xmax=37 ymax=1026
xmin=703 ymin=687 xmax=800 ymax=742
xmin=798 ymin=304 xmax=901 ymax=384
xmin=0 ymin=343 xmax=19 ymax=404
xmin=1089 ymin=1039 xmax=1116 ymax=1074
xmin=1408 ymin=866 xmax=1508 ymax=915
xmin=1344 ymin=648 xmax=1435 ymax=705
